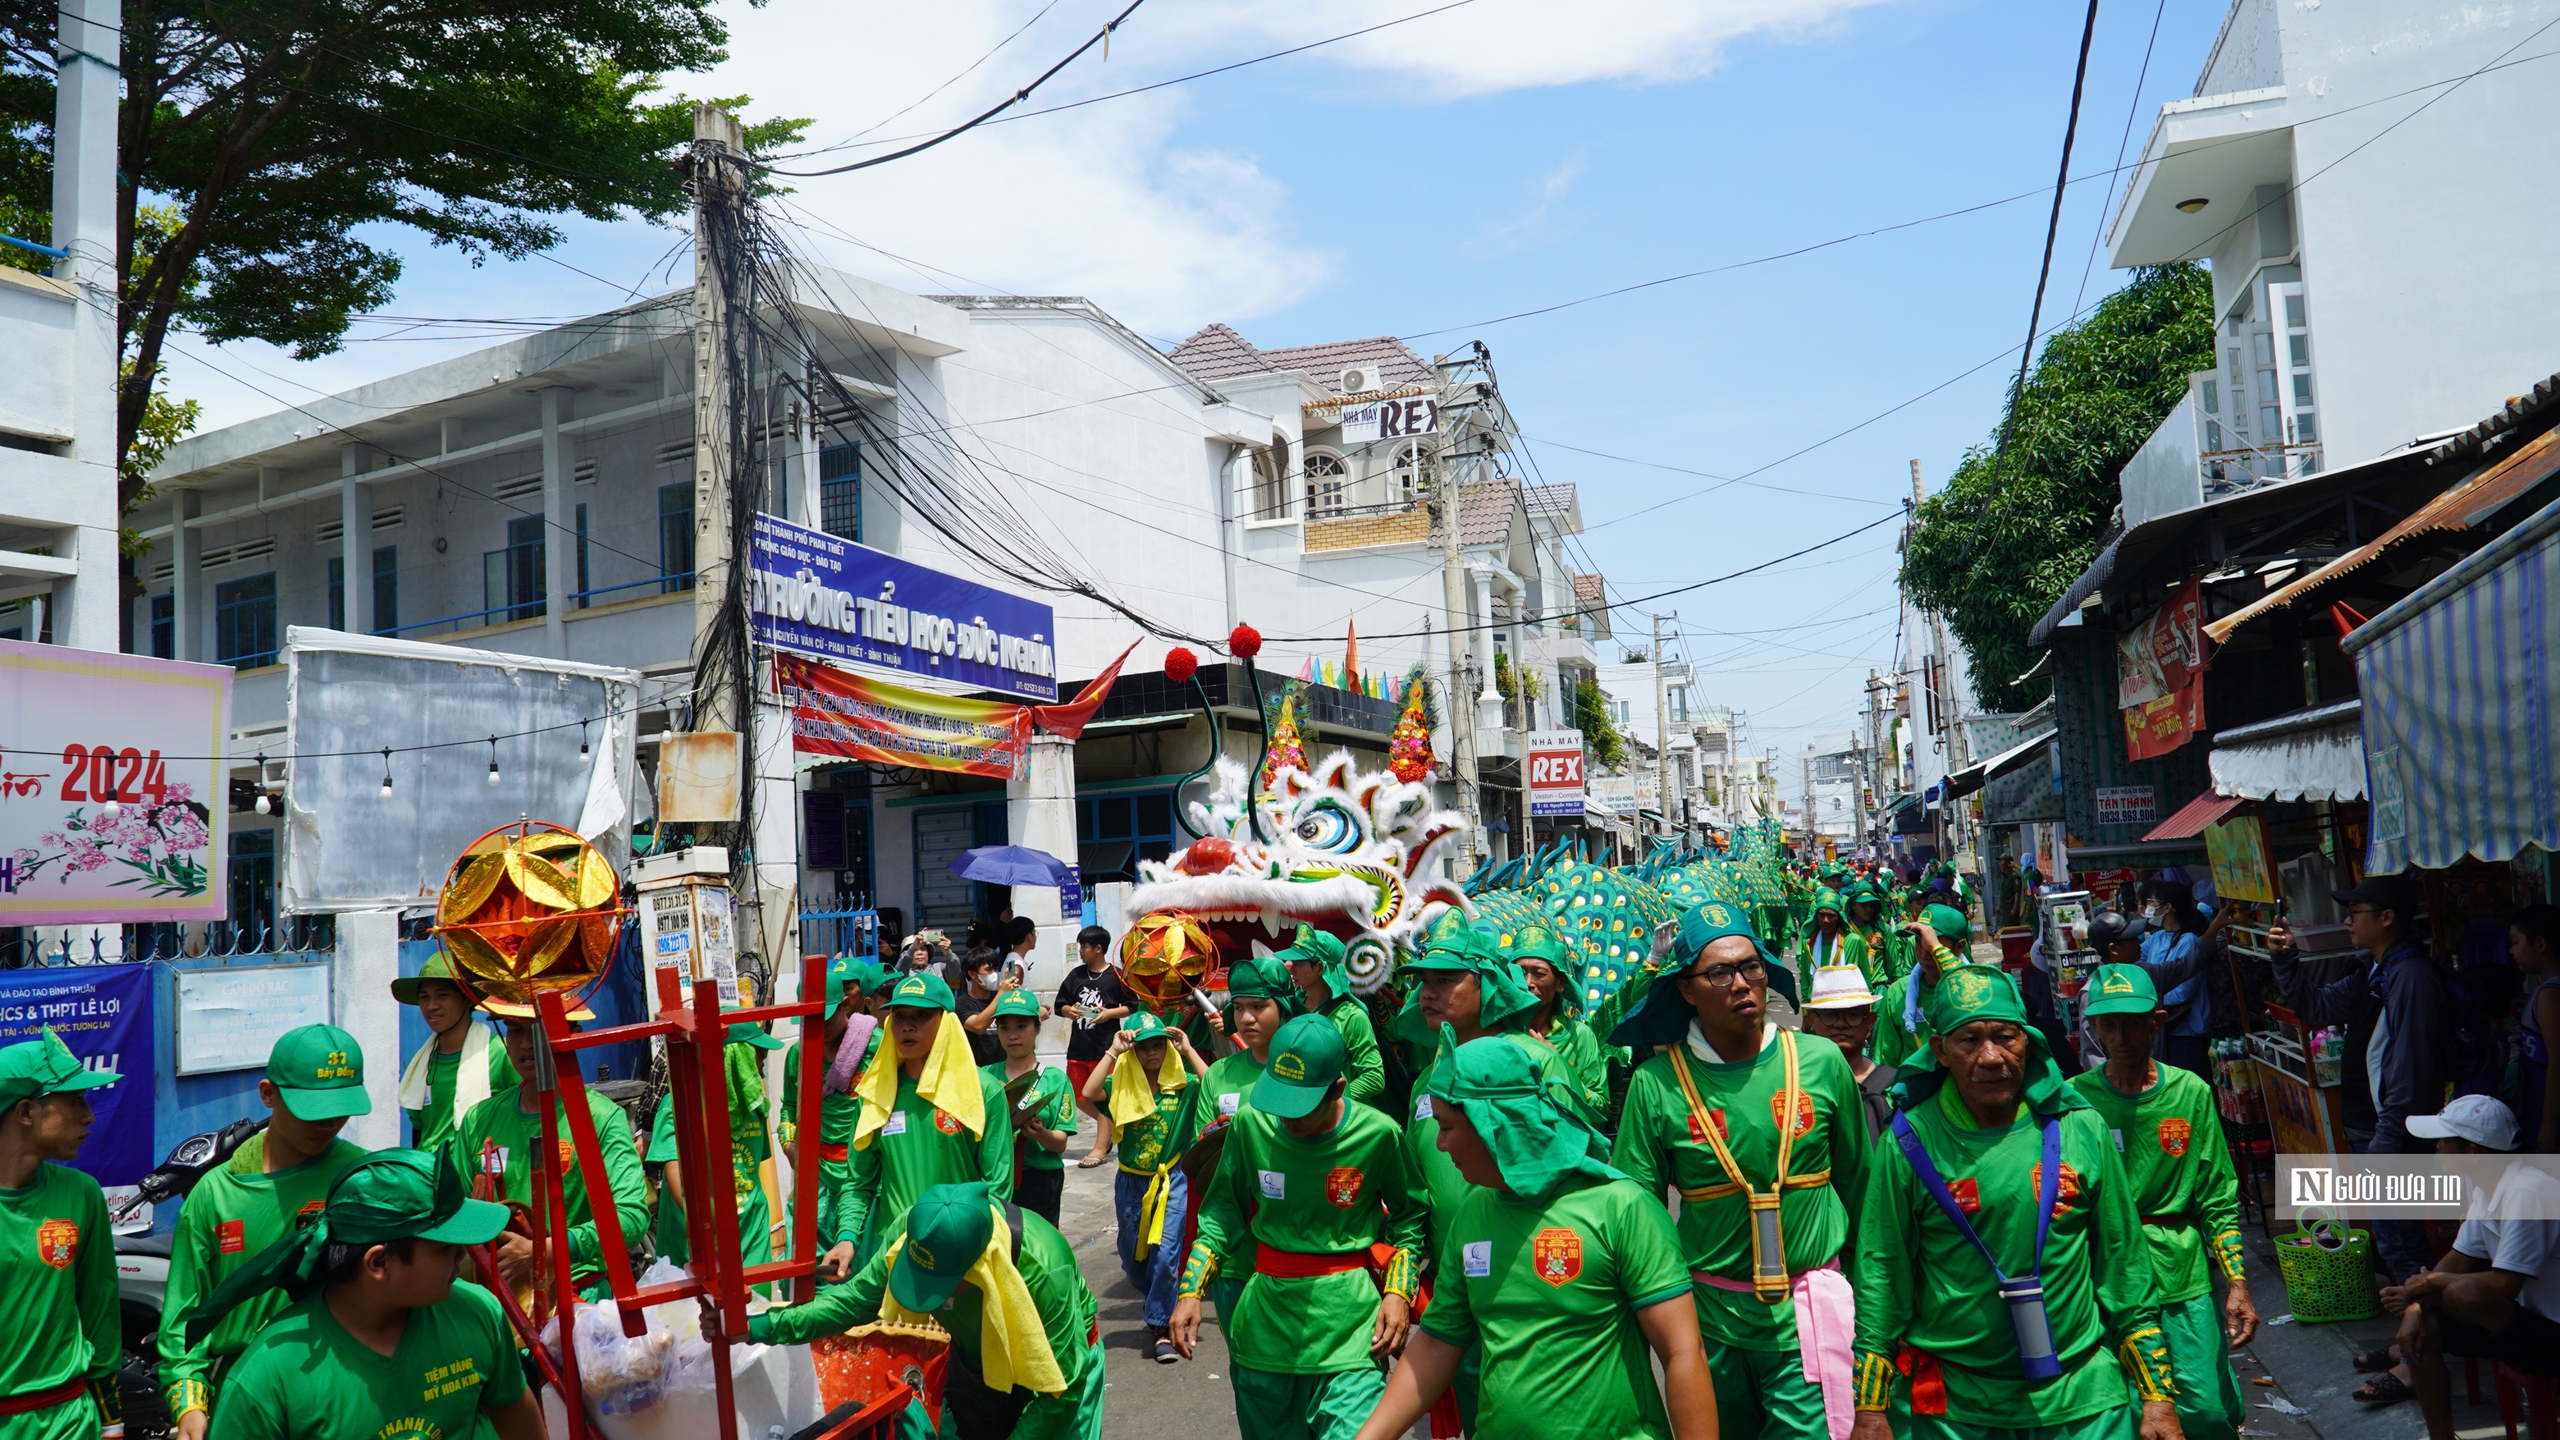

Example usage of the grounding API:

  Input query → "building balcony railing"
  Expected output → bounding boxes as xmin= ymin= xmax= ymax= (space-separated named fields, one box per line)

xmin=377 ymin=571 xmax=693 ymax=641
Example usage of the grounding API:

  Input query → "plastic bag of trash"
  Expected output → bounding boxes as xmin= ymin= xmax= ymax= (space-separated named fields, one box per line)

xmin=539 ymin=1259 xmax=768 ymax=1422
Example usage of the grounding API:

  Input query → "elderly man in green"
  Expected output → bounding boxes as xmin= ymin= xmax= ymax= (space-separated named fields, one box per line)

xmin=1850 ymin=965 xmax=2181 ymax=1440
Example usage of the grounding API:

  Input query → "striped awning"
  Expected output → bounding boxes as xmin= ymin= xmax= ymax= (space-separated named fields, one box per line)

xmin=2345 ymin=493 xmax=2560 ymax=872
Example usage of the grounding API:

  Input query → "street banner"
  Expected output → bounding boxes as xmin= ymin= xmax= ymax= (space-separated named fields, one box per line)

xmin=778 ymin=645 xmax=1136 ymax=779
xmin=1525 ymin=730 xmax=1587 ymax=816
xmin=0 ymin=963 xmax=152 ymax=1183
xmin=2123 ymin=679 xmax=2205 ymax=761
xmin=2116 ymin=579 xmax=2207 ymax=708
xmin=749 ymin=513 xmax=1061 ymax=702
xmin=0 ymin=640 xmax=230 ymax=924
xmin=1334 ymin=392 xmax=1440 ymax=444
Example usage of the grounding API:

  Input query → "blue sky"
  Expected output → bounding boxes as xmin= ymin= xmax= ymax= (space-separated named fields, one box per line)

xmin=162 ymin=0 xmax=2243 ymax=763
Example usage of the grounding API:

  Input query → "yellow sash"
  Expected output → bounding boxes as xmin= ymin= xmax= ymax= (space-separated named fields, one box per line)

xmin=1667 ymin=1028 xmax=1817 ymax=1303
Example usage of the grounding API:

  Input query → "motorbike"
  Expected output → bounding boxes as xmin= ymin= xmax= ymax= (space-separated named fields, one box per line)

xmin=113 ymin=1116 xmax=266 ymax=1440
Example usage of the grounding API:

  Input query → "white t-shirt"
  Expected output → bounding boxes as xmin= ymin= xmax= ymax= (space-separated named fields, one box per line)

xmin=2452 ymin=1163 xmax=2560 ymax=1322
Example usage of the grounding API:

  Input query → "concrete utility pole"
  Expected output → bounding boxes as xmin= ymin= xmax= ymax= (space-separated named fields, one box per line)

xmin=691 ymin=103 xmax=746 ymax=720
xmin=52 ymin=0 xmax=119 ymax=653
xmin=1436 ymin=359 xmax=1479 ymax=877
xmin=1650 ymin=613 xmax=1671 ymax=852
xmin=1910 ymin=458 xmax=1972 ymax=861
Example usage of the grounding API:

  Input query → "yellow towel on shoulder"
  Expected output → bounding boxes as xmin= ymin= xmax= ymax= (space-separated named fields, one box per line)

xmin=877 ymin=1211 xmax=1066 ymax=1396
xmin=853 ymin=1012 xmax=985 ymax=1148
xmin=1106 ymin=1044 xmax=1188 ymax=1131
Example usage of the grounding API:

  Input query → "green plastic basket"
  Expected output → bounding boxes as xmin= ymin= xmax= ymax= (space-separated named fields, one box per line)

xmin=2274 ymin=1209 xmax=2379 ymax=1323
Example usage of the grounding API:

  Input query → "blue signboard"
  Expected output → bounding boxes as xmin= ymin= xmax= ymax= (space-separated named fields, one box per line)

xmin=0 ymin=963 xmax=153 ymax=1184
xmin=749 ymin=513 xmax=1060 ymax=701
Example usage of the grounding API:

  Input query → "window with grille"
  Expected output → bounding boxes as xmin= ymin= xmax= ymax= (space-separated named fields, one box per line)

xmin=1305 ymin=451 xmax=1348 ymax=517
xmin=215 ymin=573 xmax=279 ymax=667
xmin=660 ymin=483 xmax=695 ymax=593
xmin=484 ymin=517 xmax=545 ymax=623
xmin=821 ymin=443 xmax=862 ymax=540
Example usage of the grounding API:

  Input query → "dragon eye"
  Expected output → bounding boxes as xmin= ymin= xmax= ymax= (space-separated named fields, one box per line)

xmin=1293 ymin=800 xmax=1363 ymax=854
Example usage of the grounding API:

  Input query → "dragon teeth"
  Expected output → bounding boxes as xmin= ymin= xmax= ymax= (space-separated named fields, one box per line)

xmin=1260 ymin=904 xmax=1284 ymax=938
xmin=1251 ymin=938 xmax=1274 ymax=961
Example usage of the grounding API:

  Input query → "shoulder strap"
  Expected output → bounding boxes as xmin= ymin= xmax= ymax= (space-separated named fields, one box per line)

xmin=1888 ymin=1110 xmax=2062 ymax=1284
xmin=1005 ymin=1201 xmax=1024 ymax=1263
xmin=1668 ymin=1030 xmax=1803 ymax=1195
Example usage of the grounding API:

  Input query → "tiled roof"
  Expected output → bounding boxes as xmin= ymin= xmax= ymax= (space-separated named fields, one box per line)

xmin=1573 ymin=573 xmax=1606 ymax=603
xmin=1164 ymin=324 xmax=1435 ymax=394
xmin=1524 ymin=482 xmax=1577 ymax=518
xmin=1426 ymin=479 xmax=1523 ymax=547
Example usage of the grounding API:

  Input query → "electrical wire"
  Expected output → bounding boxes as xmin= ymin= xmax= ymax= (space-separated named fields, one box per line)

xmin=1990 ymin=0 xmax=2105 ymax=482
xmin=2067 ymin=0 xmax=2168 ymax=323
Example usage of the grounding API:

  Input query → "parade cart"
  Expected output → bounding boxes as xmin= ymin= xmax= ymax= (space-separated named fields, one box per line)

xmin=432 ymin=823 xmax=926 ymax=1440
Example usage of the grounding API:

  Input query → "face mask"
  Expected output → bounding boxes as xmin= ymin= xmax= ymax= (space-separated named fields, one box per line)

xmin=2142 ymin=903 xmax=2163 ymax=922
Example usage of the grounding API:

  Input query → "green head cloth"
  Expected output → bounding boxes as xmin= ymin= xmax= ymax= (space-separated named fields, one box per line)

xmin=186 ymin=1149 xmax=508 ymax=1344
xmin=1494 ymin=921 xmax=1580 ymax=1018
xmin=1274 ymin=924 xmax=1351 ymax=1005
xmin=2081 ymin=963 xmax=2160 ymax=1017
xmin=1813 ymin=887 xmax=1845 ymax=920
xmin=1223 ymin=953 xmax=1301 ymax=1005
xmin=891 ymin=1183 xmax=995 ymax=1313
xmin=885 ymin=971 xmax=957 ymax=1013
xmin=989 ymin=988 xmax=1045 ymax=1022
xmin=1891 ymin=965 xmax=2080 ymax=1118
xmin=1608 ymin=899 xmax=1797 ymax=1050
xmin=1425 ymin=1025 xmax=1622 ymax=1204
xmin=0 ymin=1027 xmax=118 ymax=1109
xmin=1406 ymin=921 xmax=1540 ymax=1034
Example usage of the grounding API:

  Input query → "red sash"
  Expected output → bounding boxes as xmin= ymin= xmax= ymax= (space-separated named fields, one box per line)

xmin=818 ymin=1142 xmax=849 ymax=1164
xmin=1252 ymin=1243 xmax=1372 ymax=1279
xmin=0 ymin=1379 xmax=86 ymax=1418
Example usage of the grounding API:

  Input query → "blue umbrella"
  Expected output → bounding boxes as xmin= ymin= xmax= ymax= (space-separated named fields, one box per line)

xmin=947 ymin=845 xmax=1075 ymax=887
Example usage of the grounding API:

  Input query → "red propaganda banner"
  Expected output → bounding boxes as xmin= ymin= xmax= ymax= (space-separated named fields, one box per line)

xmin=2123 ymin=678 xmax=2204 ymax=762
xmin=778 ymin=643 xmax=1136 ymax=779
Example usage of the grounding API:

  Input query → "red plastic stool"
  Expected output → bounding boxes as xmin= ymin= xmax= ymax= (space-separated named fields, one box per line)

xmin=2496 ymin=1360 xmax=2560 ymax=1440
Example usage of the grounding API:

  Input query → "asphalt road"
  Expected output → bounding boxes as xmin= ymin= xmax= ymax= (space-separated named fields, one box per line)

xmin=1051 ymin=1150 xmax=1246 ymax=1440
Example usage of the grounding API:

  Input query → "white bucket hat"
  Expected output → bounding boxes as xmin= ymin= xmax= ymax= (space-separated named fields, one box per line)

xmin=1800 ymin=962 xmax=1879 ymax=1011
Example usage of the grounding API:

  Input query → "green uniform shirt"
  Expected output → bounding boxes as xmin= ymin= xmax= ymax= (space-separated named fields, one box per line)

xmin=403 ymin=1034 xmax=519 ymax=1154
xmin=1199 ymin=1051 xmax=1267 ymax=1129
xmin=2067 ymin=1066 xmax=2246 ymax=1303
xmin=843 ymin=1069 xmax=1015 ymax=1260
xmin=983 ymin=1060 xmax=1077 ymax=1173
xmin=448 ymin=1087 xmax=649 ymax=1277
xmin=757 ymin=1207 xmax=1098 ymax=1396
xmin=781 ymin=1029 xmax=879 ymax=1253
xmin=1850 ymin=1086 xmax=2173 ymax=1426
xmin=0 ymin=1162 xmax=116 ymax=1432
xmin=207 ymin=1282 xmax=527 ymax=1440
xmin=1421 ymin=1175 xmax=1693 ymax=1440
xmin=1100 ymin=1071 xmax=1199 ymax=1175
xmin=1180 ymin=1103 xmax=1426 ymax=1375
xmin=1611 ymin=1028 xmax=1868 ymax=1352
xmin=1536 ymin=1017 xmax=1610 ymax=1119
xmin=158 ymin=1135 xmax=370 ymax=1418
xmin=645 ymin=1092 xmax=772 ymax=1269
xmin=1845 ymin=924 xmax=1913 ymax=989
xmin=1324 ymin=996 xmax=1388 ymax=1112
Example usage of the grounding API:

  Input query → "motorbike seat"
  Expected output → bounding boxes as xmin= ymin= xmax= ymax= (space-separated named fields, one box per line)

xmin=117 ymin=1231 xmax=173 ymax=1258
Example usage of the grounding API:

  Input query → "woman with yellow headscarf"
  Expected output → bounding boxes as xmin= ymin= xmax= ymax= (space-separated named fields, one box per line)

xmin=843 ymin=971 xmax=1016 ymax=1264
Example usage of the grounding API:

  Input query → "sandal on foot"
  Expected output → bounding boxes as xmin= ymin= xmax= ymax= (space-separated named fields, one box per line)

xmin=2353 ymin=1347 xmax=2400 ymax=1373
xmin=2353 ymin=1372 xmax=2415 ymax=1406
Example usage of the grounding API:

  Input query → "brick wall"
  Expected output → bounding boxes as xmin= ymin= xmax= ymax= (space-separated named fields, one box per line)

xmin=1304 ymin=507 xmax=1431 ymax=552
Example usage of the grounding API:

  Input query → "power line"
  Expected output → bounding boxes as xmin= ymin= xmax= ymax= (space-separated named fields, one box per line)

xmin=2068 ymin=0 xmax=2168 ymax=322
xmin=1991 ymin=0 xmax=2105 ymax=479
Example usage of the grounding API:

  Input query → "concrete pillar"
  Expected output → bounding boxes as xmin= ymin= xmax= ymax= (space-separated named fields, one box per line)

xmin=51 ymin=0 xmax=119 ymax=655
xmin=1472 ymin=567 xmax=1503 ymax=736
xmin=541 ymin=386 xmax=575 ymax=657
xmin=340 ymin=444 xmax=374 ymax=635
xmin=172 ymin=489 xmax=202 ymax=662
xmin=794 ymin=356 xmax=822 ymax=528
xmin=333 ymin=909 xmax=403 ymax=1150
xmin=1006 ymin=733 xmax=1079 ymax=1000
xmin=750 ymin=694 xmax=801 ymax=971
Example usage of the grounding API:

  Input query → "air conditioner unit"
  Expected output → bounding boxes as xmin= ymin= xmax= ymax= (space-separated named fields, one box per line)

xmin=1338 ymin=365 xmax=1382 ymax=395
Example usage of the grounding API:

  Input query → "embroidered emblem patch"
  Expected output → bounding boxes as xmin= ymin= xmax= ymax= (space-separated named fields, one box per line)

xmin=1770 ymin=1090 xmax=1816 ymax=1137
xmin=1324 ymin=1166 xmax=1364 ymax=1208
xmin=934 ymin=1108 xmax=964 ymax=1135
xmin=2157 ymin=1119 xmax=2192 ymax=1157
xmin=2029 ymin=1162 xmax=2084 ymax=1215
xmin=1532 ymin=1227 xmax=1583 ymax=1286
xmin=35 ymin=1218 xmax=77 ymax=1269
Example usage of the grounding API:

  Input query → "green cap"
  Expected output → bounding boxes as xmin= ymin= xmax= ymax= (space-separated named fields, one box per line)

xmin=266 ymin=1024 xmax=371 ymax=1120
xmin=891 ymin=1183 xmax=996 ymax=1312
xmin=1923 ymin=963 xmax=2026 ymax=1035
xmin=1120 ymin=1010 xmax=1174 ymax=1045
xmin=1273 ymin=924 xmax=1352 ymax=1002
xmin=1813 ymin=887 xmax=1844 ymax=917
xmin=725 ymin=1020 xmax=787 ymax=1051
xmin=884 ymin=971 xmax=956 ymax=1012
xmin=1922 ymin=902 xmax=1971 ymax=944
xmin=2081 ymin=963 xmax=2161 ymax=1017
xmin=990 ymin=989 xmax=1044 ymax=1022
xmin=390 ymin=954 xmax=471 ymax=1007
xmin=0 ymin=1027 xmax=118 ymax=1108
xmin=1253 ymin=1013 xmax=1346 ymax=1119
xmin=825 ymin=956 xmax=881 ymax=1011
xmin=1497 ymin=921 xmax=1572 ymax=970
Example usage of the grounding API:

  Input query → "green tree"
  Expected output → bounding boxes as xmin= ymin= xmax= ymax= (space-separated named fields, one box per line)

xmin=1571 ymin=678 xmax=1626 ymax=769
xmin=0 ymin=0 xmax=805 ymax=517
xmin=1900 ymin=262 xmax=2216 ymax=711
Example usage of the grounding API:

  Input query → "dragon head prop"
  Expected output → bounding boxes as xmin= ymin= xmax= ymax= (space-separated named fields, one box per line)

xmin=1125 ymin=750 xmax=1471 ymax=997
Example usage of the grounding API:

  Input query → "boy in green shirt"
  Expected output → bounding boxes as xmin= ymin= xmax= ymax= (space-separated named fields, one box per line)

xmin=2072 ymin=965 xmax=2253 ymax=1440
xmin=1843 ymin=882 xmax=1913 ymax=991
xmin=161 ymin=1025 xmax=374 ymax=1438
xmin=1873 ymin=905 xmax=1983 ymax=1069
xmin=1355 ymin=1028 xmax=1715 ymax=1440
xmin=447 ymin=1006 xmax=649 ymax=1295
xmin=781 ymin=957 xmax=881 ymax=1277
xmin=0 ymin=1029 xmax=122 ymax=1440
xmin=1850 ymin=966 xmax=2180 ymax=1440
xmin=198 ymin=1149 xmax=536 ymax=1440
xmin=751 ymin=1182 xmax=1103 ymax=1440
xmin=1168 ymin=1013 xmax=1426 ymax=1440
xmin=1610 ymin=902 xmax=1869 ymax=1440
xmin=391 ymin=956 xmax=517 ymax=1153
xmin=1192 ymin=954 xmax=1298 ymax=1330
xmin=1278 ymin=927 xmax=1386 ymax=1111
xmin=646 ymin=1017 xmax=787 ymax=1271
xmin=845 ymin=972 xmax=1015 ymax=1266
xmin=1080 ymin=1011 xmax=1208 ymax=1362
xmin=985 ymin=989 xmax=1076 ymax=1227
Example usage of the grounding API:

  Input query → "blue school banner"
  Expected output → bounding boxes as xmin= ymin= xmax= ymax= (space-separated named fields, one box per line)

xmin=0 ymin=963 xmax=154 ymax=1183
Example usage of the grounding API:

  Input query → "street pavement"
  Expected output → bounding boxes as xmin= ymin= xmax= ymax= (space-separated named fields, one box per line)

xmin=1054 ymin=1148 xmax=1245 ymax=1440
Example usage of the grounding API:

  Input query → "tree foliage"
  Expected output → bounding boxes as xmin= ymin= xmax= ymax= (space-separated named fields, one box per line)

xmin=1900 ymin=263 xmax=2217 ymax=711
xmin=0 ymin=0 xmax=805 ymax=511
xmin=1572 ymin=678 xmax=1626 ymax=769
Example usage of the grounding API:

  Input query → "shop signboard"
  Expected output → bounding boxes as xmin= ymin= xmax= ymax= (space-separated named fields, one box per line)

xmin=0 ymin=962 xmax=151 ymax=1183
xmin=749 ymin=513 xmax=1059 ymax=702
xmin=2093 ymin=786 xmax=2156 ymax=827
xmin=1524 ymin=730 xmax=1586 ymax=816
xmin=0 ymin=641 xmax=231 ymax=925
xmin=1336 ymin=393 xmax=1440 ymax=444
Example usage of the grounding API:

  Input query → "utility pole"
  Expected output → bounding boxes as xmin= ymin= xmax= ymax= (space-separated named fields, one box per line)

xmin=692 ymin=103 xmax=745 ymax=726
xmin=1910 ymin=458 xmax=1972 ymax=864
xmin=1650 ymin=613 xmax=1672 ymax=854
xmin=1437 ymin=357 xmax=1478 ymax=876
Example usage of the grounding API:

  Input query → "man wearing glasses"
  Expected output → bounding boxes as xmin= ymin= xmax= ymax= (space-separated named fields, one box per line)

xmin=1612 ymin=903 xmax=1867 ymax=1440
xmin=2266 ymin=875 xmax=2452 ymax=1289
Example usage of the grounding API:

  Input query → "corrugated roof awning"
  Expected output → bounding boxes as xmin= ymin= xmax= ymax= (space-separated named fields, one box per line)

xmin=1939 ymin=729 xmax=2056 ymax=800
xmin=2027 ymin=530 xmax=2125 ymax=650
xmin=2208 ymin=699 xmax=2366 ymax=802
xmin=2204 ymin=425 xmax=2560 ymax=643
xmin=2143 ymin=791 xmax=2246 ymax=842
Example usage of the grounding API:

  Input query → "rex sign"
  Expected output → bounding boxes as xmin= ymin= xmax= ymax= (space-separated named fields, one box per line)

xmin=1525 ymin=730 xmax=1587 ymax=817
